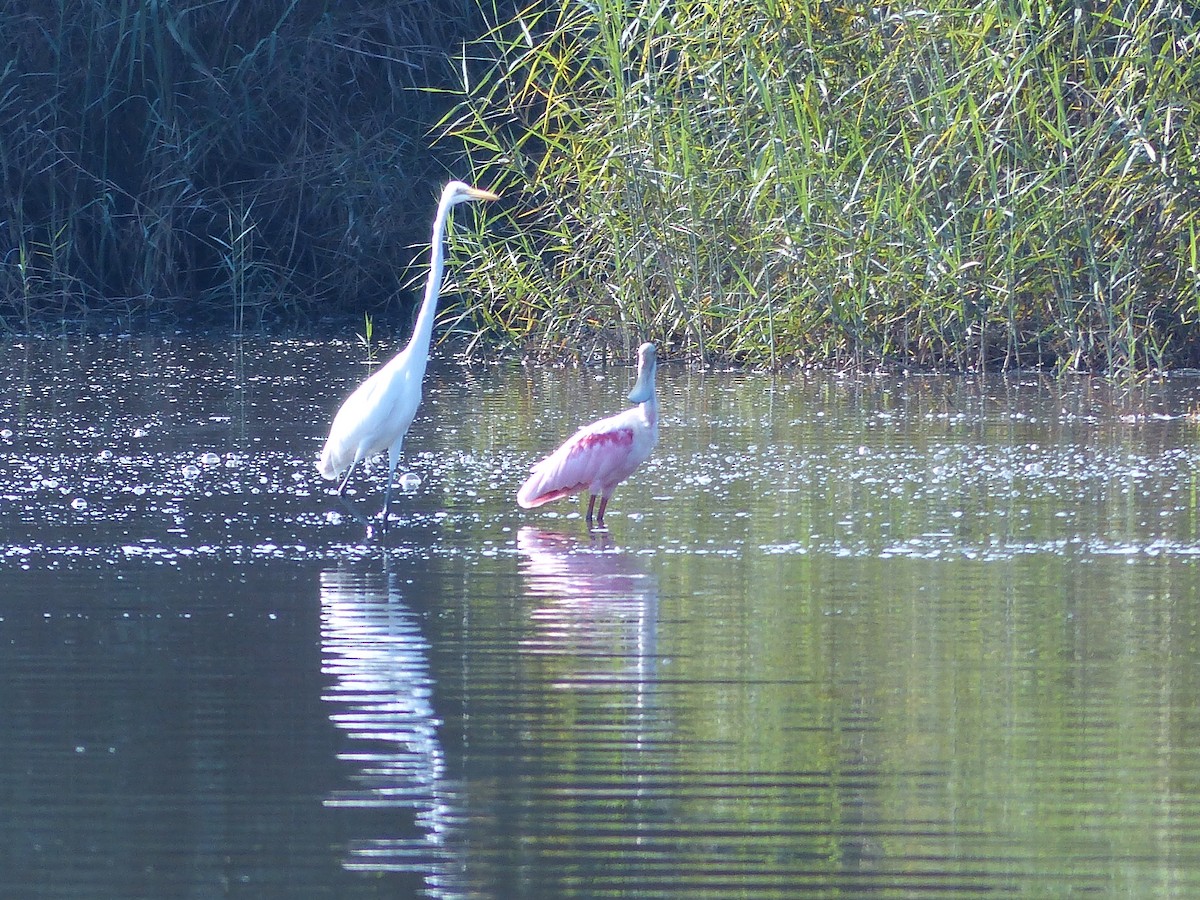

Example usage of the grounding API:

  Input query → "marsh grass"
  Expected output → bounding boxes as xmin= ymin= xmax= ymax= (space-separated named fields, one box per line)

xmin=444 ymin=0 xmax=1200 ymax=372
xmin=0 ymin=0 xmax=488 ymax=332
xmin=356 ymin=313 xmax=379 ymax=371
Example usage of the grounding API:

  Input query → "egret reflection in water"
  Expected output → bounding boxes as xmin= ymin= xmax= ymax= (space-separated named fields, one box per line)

xmin=318 ymin=565 xmax=465 ymax=896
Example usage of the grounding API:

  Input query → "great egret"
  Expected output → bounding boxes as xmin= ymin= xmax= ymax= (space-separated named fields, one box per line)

xmin=317 ymin=180 xmax=498 ymax=527
xmin=517 ymin=342 xmax=658 ymax=527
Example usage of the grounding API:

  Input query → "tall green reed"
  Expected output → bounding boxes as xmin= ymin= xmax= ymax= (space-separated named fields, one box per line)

xmin=444 ymin=0 xmax=1200 ymax=373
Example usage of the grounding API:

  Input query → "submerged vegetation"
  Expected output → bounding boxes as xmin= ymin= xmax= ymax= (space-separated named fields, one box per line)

xmin=446 ymin=0 xmax=1200 ymax=372
xmin=1 ymin=0 xmax=1198 ymax=373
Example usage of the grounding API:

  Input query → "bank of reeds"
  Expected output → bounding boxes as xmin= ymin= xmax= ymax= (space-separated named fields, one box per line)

xmin=0 ymin=0 xmax=487 ymax=332
xmin=444 ymin=0 xmax=1200 ymax=372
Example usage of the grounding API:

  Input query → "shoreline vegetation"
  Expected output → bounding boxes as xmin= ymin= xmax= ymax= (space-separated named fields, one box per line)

xmin=2 ymin=1 xmax=1198 ymax=374
xmin=0 ymin=1 xmax=488 ymax=334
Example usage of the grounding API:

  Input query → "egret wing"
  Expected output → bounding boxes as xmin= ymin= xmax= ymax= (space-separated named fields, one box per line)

xmin=317 ymin=365 xmax=420 ymax=479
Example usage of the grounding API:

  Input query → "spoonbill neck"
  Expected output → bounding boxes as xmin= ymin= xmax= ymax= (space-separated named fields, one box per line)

xmin=626 ymin=343 xmax=658 ymax=405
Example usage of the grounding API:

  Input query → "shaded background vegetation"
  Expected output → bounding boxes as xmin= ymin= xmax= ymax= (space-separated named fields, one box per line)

xmin=0 ymin=0 xmax=499 ymax=332
xmin=2 ymin=0 xmax=1199 ymax=373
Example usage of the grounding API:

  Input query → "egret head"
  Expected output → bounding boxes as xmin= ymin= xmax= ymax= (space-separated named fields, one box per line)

xmin=627 ymin=342 xmax=657 ymax=404
xmin=441 ymin=180 xmax=500 ymax=206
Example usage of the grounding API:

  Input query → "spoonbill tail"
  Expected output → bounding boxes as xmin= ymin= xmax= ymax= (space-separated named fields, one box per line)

xmin=317 ymin=181 xmax=498 ymax=528
xmin=517 ymin=342 xmax=658 ymax=527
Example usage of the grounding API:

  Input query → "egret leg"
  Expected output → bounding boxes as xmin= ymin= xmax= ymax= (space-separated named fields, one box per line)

xmin=586 ymin=494 xmax=597 ymax=526
xmin=336 ymin=460 xmax=357 ymax=496
xmin=380 ymin=444 xmax=403 ymax=531
xmin=379 ymin=478 xmax=393 ymax=532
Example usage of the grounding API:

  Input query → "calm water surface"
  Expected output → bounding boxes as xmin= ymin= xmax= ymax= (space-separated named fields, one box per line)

xmin=2 ymin=336 xmax=1200 ymax=898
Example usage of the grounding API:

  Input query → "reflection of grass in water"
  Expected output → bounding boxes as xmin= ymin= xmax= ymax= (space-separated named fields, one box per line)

xmin=443 ymin=0 xmax=1200 ymax=374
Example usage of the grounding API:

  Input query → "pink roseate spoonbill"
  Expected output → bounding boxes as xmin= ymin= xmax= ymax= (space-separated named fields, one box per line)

xmin=517 ymin=342 xmax=658 ymax=527
xmin=317 ymin=181 xmax=498 ymax=527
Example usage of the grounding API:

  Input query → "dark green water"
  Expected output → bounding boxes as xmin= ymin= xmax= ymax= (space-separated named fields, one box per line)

xmin=2 ymin=336 xmax=1199 ymax=897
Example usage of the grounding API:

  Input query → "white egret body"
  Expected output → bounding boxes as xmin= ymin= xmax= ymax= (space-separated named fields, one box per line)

xmin=517 ymin=342 xmax=658 ymax=527
xmin=317 ymin=181 xmax=498 ymax=525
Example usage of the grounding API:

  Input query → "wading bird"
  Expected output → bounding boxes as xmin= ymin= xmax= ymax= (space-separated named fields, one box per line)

xmin=317 ymin=181 xmax=498 ymax=527
xmin=517 ymin=342 xmax=658 ymax=527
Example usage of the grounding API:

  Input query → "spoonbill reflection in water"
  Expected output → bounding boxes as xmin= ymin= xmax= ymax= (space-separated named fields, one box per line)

xmin=517 ymin=526 xmax=659 ymax=695
xmin=517 ymin=342 xmax=658 ymax=527
xmin=317 ymin=181 xmax=498 ymax=529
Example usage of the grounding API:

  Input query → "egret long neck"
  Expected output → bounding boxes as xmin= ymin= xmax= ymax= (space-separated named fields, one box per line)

xmin=402 ymin=194 xmax=455 ymax=372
